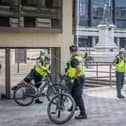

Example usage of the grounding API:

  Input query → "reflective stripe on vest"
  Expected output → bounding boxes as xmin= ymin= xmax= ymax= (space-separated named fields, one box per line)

xmin=68 ymin=56 xmax=84 ymax=78
xmin=34 ymin=64 xmax=50 ymax=76
xmin=116 ymin=58 xmax=125 ymax=72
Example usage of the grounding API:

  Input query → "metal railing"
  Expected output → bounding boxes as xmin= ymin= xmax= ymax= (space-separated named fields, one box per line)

xmin=85 ymin=62 xmax=115 ymax=81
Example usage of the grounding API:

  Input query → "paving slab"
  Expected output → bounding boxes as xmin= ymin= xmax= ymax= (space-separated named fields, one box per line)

xmin=1 ymin=87 xmax=126 ymax=126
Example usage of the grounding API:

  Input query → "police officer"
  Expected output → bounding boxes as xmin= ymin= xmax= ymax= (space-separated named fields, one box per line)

xmin=21 ymin=55 xmax=51 ymax=103
xmin=66 ymin=45 xmax=87 ymax=119
xmin=38 ymin=50 xmax=46 ymax=65
xmin=113 ymin=51 xmax=126 ymax=98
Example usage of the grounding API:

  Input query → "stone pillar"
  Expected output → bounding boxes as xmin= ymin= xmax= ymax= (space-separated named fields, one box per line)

xmin=51 ymin=47 xmax=61 ymax=82
xmin=5 ymin=48 xmax=11 ymax=99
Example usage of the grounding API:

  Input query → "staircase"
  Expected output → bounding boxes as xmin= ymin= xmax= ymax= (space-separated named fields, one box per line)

xmin=85 ymin=78 xmax=116 ymax=88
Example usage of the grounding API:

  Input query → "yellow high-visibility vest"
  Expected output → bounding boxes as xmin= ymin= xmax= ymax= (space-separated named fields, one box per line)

xmin=116 ymin=57 xmax=126 ymax=72
xmin=68 ymin=55 xmax=84 ymax=78
xmin=34 ymin=64 xmax=50 ymax=76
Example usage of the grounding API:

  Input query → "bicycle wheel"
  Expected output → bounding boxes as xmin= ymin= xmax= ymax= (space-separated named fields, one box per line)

xmin=47 ymin=93 xmax=75 ymax=124
xmin=13 ymin=85 xmax=35 ymax=106
xmin=46 ymin=84 xmax=67 ymax=102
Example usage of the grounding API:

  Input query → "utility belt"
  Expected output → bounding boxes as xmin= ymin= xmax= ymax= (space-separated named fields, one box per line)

xmin=116 ymin=71 xmax=124 ymax=74
xmin=74 ymin=75 xmax=85 ymax=81
xmin=67 ymin=75 xmax=84 ymax=84
xmin=68 ymin=75 xmax=84 ymax=79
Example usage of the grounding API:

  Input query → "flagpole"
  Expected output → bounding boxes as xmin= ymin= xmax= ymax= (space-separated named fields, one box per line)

xmin=108 ymin=0 xmax=113 ymax=24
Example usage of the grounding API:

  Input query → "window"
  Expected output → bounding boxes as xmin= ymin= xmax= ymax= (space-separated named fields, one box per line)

xmin=73 ymin=0 xmax=88 ymax=28
xmin=120 ymin=9 xmax=126 ymax=17
xmin=0 ymin=16 xmax=9 ymax=26
xmin=22 ymin=0 xmax=37 ymax=6
xmin=0 ymin=0 xmax=62 ymax=31
xmin=46 ymin=0 xmax=53 ymax=8
xmin=79 ymin=0 xmax=88 ymax=26
xmin=115 ymin=0 xmax=126 ymax=28
xmin=78 ymin=37 xmax=92 ymax=48
xmin=91 ymin=0 xmax=106 ymax=26
xmin=24 ymin=17 xmax=36 ymax=27
xmin=0 ymin=0 xmax=10 ymax=5
xmin=96 ymin=8 xmax=103 ymax=17
xmin=120 ymin=38 xmax=126 ymax=49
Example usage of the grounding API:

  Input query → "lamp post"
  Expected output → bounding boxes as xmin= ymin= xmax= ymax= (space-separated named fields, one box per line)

xmin=75 ymin=0 xmax=80 ymax=47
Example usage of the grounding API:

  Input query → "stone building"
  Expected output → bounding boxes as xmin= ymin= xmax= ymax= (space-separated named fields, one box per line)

xmin=0 ymin=0 xmax=74 ymax=98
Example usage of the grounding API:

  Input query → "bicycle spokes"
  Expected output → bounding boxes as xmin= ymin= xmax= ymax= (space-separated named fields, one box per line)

xmin=47 ymin=93 xmax=76 ymax=124
xmin=13 ymin=86 xmax=34 ymax=106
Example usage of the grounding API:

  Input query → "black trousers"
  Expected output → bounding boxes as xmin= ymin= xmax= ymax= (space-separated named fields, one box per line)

xmin=24 ymin=69 xmax=42 ymax=88
xmin=116 ymin=71 xmax=124 ymax=96
xmin=71 ymin=76 xmax=86 ymax=115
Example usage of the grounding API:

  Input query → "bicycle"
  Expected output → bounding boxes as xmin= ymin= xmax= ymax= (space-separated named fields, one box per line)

xmin=46 ymin=73 xmax=68 ymax=102
xmin=47 ymin=74 xmax=76 ymax=124
xmin=47 ymin=91 xmax=75 ymax=124
xmin=46 ymin=74 xmax=74 ymax=101
xmin=12 ymin=74 xmax=66 ymax=106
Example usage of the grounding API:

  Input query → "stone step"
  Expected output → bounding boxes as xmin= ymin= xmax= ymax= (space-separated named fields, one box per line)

xmin=85 ymin=79 xmax=116 ymax=87
xmin=85 ymin=80 xmax=115 ymax=85
xmin=85 ymin=83 xmax=105 ymax=88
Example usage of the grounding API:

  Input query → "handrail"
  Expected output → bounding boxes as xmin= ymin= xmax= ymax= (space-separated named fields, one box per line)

xmin=85 ymin=62 xmax=115 ymax=82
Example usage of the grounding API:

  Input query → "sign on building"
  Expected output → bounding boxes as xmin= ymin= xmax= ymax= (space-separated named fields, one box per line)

xmin=15 ymin=49 xmax=27 ymax=63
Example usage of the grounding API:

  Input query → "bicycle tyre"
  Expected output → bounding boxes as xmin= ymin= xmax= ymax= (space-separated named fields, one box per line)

xmin=47 ymin=93 xmax=75 ymax=124
xmin=46 ymin=84 xmax=67 ymax=102
xmin=13 ymin=85 xmax=34 ymax=106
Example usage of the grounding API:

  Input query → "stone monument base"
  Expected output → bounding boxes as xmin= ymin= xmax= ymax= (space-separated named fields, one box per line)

xmin=91 ymin=51 xmax=118 ymax=62
xmin=92 ymin=24 xmax=118 ymax=62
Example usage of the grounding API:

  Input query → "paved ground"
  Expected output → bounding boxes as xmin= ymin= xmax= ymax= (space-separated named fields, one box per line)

xmin=1 ymin=87 xmax=126 ymax=126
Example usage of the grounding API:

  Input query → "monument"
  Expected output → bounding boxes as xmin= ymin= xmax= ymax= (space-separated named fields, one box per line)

xmin=93 ymin=3 xmax=118 ymax=62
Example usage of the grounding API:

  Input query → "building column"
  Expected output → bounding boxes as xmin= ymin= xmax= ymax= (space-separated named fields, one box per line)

xmin=51 ymin=48 xmax=61 ymax=82
xmin=5 ymin=48 xmax=11 ymax=99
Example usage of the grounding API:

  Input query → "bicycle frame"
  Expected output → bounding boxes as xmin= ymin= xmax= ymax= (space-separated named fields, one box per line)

xmin=39 ymin=77 xmax=53 ymax=94
xmin=26 ymin=76 xmax=52 ymax=98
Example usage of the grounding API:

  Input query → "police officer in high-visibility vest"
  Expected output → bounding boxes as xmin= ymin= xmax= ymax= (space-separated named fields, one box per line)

xmin=22 ymin=55 xmax=51 ymax=103
xmin=113 ymin=51 xmax=126 ymax=98
xmin=66 ymin=45 xmax=87 ymax=119
xmin=38 ymin=50 xmax=46 ymax=65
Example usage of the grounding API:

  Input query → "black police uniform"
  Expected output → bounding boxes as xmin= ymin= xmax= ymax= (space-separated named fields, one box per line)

xmin=70 ymin=56 xmax=87 ymax=116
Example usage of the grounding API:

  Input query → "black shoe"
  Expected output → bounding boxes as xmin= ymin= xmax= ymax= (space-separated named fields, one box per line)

xmin=117 ymin=95 xmax=125 ymax=99
xmin=75 ymin=114 xmax=87 ymax=120
xmin=12 ymin=86 xmax=18 ymax=91
xmin=35 ymin=99 xmax=43 ymax=104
